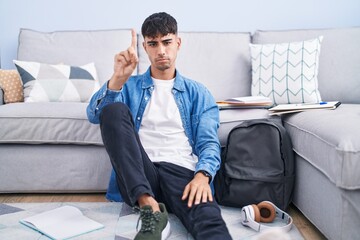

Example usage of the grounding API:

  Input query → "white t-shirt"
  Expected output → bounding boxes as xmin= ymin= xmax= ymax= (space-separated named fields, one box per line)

xmin=138 ymin=78 xmax=198 ymax=171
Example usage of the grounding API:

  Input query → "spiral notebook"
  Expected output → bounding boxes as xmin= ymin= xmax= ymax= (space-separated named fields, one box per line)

xmin=268 ymin=101 xmax=341 ymax=115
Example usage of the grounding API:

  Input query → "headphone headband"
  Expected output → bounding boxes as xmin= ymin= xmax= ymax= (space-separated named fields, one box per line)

xmin=240 ymin=201 xmax=293 ymax=232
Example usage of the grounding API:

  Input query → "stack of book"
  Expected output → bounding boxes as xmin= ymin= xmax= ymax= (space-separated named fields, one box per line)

xmin=216 ymin=96 xmax=273 ymax=110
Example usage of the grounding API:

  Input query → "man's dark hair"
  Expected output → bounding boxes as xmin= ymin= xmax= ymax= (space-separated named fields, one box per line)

xmin=141 ymin=12 xmax=177 ymax=38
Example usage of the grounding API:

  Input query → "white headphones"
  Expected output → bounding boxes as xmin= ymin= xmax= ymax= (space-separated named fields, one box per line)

xmin=240 ymin=201 xmax=293 ymax=232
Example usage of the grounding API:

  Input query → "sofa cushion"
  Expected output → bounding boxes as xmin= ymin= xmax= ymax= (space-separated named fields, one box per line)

xmin=0 ymin=102 xmax=269 ymax=147
xmin=14 ymin=61 xmax=100 ymax=102
xmin=0 ymin=102 xmax=103 ymax=145
xmin=252 ymin=27 xmax=360 ymax=104
xmin=282 ymin=104 xmax=360 ymax=189
xmin=250 ymin=37 xmax=323 ymax=104
xmin=0 ymin=69 xmax=24 ymax=103
xmin=138 ymin=32 xmax=252 ymax=101
xmin=17 ymin=29 xmax=134 ymax=85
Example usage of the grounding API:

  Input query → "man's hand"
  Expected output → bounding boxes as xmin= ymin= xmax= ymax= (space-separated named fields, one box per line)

xmin=108 ymin=29 xmax=138 ymax=90
xmin=182 ymin=172 xmax=213 ymax=208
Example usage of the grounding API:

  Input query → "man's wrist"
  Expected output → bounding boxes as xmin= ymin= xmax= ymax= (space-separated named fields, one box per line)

xmin=108 ymin=75 xmax=126 ymax=90
xmin=197 ymin=170 xmax=212 ymax=183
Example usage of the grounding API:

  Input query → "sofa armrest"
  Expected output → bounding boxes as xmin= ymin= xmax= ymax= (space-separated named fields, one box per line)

xmin=0 ymin=87 xmax=4 ymax=105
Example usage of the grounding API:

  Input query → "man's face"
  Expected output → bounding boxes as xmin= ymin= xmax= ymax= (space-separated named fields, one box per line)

xmin=143 ymin=33 xmax=181 ymax=72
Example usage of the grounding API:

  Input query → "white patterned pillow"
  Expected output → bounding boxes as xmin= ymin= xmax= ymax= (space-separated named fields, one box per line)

xmin=13 ymin=60 xmax=100 ymax=102
xmin=250 ymin=36 xmax=323 ymax=104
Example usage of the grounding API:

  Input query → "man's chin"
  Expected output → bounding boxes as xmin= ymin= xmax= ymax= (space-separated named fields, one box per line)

xmin=155 ymin=64 xmax=171 ymax=71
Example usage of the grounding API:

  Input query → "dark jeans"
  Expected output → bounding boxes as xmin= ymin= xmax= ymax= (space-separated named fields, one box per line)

xmin=99 ymin=102 xmax=232 ymax=240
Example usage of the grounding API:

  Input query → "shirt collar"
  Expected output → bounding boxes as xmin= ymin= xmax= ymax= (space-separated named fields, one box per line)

xmin=142 ymin=67 xmax=185 ymax=92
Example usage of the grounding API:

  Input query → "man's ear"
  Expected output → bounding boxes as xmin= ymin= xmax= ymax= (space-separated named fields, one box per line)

xmin=177 ymin=37 xmax=182 ymax=50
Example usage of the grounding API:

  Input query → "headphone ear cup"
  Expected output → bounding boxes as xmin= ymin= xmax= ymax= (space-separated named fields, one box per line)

xmin=251 ymin=204 xmax=261 ymax=222
xmin=257 ymin=201 xmax=276 ymax=223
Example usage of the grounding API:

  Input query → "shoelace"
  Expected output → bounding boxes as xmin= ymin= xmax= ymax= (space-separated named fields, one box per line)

xmin=136 ymin=208 xmax=161 ymax=233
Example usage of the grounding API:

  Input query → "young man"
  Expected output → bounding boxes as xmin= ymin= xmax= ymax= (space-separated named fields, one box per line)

xmin=87 ymin=12 xmax=231 ymax=240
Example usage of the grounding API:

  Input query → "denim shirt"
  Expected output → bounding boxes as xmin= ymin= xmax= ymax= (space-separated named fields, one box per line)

xmin=87 ymin=68 xmax=221 ymax=181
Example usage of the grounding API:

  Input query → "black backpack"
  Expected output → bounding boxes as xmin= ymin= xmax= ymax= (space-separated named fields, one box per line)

xmin=214 ymin=118 xmax=295 ymax=210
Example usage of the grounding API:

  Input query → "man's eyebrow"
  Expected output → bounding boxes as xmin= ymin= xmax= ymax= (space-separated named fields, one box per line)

xmin=146 ymin=40 xmax=158 ymax=44
xmin=162 ymin=38 xmax=173 ymax=42
xmin=146 ymin=37 xmax=173 ymax=45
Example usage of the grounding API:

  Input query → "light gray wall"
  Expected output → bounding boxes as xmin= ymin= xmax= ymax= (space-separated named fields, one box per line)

xmin=1 ymin=0 xmax=360 ymax=69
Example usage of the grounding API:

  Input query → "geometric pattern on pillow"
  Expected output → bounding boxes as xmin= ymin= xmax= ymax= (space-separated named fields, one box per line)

xmin=250 ymin=36 xmax=323 ymax=104
xmin=0 ymin=69 xmax=24 ymax=104
xmin=13 ymin=60 xmax=100 ymax=102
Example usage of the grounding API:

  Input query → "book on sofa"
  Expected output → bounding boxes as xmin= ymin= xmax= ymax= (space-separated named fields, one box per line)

xmin=268 ymin=101 xmax=341 ymax=115
xmin=216 ymin=96 xmax=273 ymax=109
xmin=19 ymin=205 xmax=104 ymax=240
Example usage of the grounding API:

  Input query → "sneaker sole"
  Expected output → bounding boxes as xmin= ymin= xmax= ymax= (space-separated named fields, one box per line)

xmin=162 ymin=221 xmax=171 ymax=240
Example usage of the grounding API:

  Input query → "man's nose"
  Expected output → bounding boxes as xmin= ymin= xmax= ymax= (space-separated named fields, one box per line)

xmin=158 ymin=45 xmax=166 ymax=56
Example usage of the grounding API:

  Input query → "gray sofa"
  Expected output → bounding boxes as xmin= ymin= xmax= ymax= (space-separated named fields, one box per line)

xmin=0 ymin=27 xmax=359 ymax=239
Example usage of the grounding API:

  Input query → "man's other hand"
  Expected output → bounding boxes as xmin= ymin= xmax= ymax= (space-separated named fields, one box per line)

xmin=181 ymin=172 xmax=213 ymax=208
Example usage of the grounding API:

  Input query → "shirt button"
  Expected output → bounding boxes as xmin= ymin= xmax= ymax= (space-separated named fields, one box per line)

xmin=137 ymin=117 xmax=140 ymax=121
xmin=145 ymin=97 xmax=148 ymax=100
xmin=96 ymin=107 xmax=99 ymax=111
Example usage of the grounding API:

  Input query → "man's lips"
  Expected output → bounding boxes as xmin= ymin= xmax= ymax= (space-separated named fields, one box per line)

xmin=156 ymin=58 xmax=169 ymax=63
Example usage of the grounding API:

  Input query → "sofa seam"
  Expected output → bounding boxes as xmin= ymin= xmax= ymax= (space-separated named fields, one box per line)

xmin=0 ymin=116 xmax=90 ymax=120
xmin=0 ymin=140 xmax=103 ymax=145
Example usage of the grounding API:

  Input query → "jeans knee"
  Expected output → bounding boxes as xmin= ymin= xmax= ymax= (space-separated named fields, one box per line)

xmin=100 ymin=102 xmax=129 ymax=123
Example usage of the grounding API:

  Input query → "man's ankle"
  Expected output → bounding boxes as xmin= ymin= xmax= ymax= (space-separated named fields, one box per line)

xmin=138 ymin=194 xmax=160 ymax=212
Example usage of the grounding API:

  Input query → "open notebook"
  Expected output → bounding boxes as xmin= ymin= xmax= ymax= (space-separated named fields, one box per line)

xmin=20 ymin=205 xmax=104 ymax=240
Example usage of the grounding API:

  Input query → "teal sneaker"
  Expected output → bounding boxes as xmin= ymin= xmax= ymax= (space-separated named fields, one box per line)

xmin=134 ymin=203 xmax=170 ymax=240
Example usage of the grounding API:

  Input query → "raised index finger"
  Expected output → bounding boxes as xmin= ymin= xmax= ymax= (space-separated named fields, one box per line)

xmin=131 ymin=29 xmax=137 ymax=49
